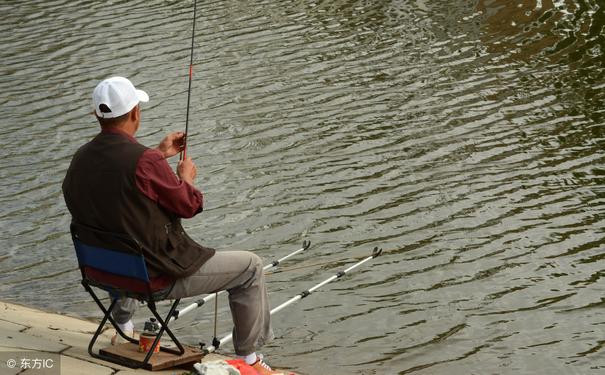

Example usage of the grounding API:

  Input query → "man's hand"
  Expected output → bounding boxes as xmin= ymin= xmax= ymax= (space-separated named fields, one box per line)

xmin=157 ymin=132 xmax=186 ymax=159
xmin=178 ymin=157 xmax=197 ymax=185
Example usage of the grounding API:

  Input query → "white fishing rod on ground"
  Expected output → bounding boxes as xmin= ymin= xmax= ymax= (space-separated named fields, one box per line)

xmin=203 ymin=246 xmax=383 ymax=353
xmin=169 ymin=240 xmax=311 ymax=322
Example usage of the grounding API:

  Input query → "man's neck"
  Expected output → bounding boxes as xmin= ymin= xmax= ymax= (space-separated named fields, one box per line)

xmin=101 ymin=126 xmax=138 ymax=143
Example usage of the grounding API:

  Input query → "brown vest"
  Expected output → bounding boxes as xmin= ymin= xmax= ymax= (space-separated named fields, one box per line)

xmin=62 ymin=131 xmax=215 ymax=278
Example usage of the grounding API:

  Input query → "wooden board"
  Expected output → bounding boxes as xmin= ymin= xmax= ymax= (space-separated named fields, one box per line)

xmin=100 ymin=342 xmax=204 ymax=371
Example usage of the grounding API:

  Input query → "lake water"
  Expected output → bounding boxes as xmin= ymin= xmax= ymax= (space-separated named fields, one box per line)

xmin=1 ymin=0 xmax=604 ymax=374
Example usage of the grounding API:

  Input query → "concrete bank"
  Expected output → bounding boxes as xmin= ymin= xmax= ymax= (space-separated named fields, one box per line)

xmin=0 ymin=301 xmax=226 ymax=375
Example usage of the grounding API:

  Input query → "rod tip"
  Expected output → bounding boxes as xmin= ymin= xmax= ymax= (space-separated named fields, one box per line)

xmin=302 ymin=240 xmax=311 ymax=250
xmin=372 ymin=247 xmax=383 ymax=258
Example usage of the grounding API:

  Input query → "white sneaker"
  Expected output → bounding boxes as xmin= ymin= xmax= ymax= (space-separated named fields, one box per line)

xmin=111 ymin=329 xmax=135 ymax=345
xmin=111 ymin=320 xmax=135 ymax=345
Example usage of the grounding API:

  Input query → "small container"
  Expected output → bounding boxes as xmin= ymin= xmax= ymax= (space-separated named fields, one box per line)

xmin=138 ymin=332 xmax=160 ymax=353
xmin=138 ymin=318 xmax=161 ymax=353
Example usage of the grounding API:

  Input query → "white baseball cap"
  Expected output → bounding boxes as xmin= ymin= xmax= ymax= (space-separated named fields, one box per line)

xmin=92 ymin=76 xmax=149 ymax=118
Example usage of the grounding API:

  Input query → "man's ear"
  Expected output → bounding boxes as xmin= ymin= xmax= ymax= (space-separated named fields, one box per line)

xmin=130 ymin=105 xmax=140 ymax=122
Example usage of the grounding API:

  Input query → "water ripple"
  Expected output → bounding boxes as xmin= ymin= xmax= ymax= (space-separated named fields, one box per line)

xmin=1 ymin=0 xmax=604 ymax=374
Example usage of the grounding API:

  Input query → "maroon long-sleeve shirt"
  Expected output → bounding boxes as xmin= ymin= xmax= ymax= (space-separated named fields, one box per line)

xmin=103 ymin=128 xmax=203 ymax=218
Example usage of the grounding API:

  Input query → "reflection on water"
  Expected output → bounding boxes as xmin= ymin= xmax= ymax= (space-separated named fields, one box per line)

xmin=0 ymin=0 xmax=604 ymax=374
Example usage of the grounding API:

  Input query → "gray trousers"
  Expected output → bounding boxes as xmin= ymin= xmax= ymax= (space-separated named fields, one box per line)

xmin=111 ymin=250 xmax=274 ymax=355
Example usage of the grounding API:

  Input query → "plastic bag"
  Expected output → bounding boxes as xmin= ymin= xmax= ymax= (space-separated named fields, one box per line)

xmin=193 ymin=360 xmax=241 ymax=375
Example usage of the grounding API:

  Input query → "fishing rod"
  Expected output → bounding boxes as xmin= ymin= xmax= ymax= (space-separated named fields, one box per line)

xmin=203 ymin=246 xmax=383 ymax=353
xmin=169 ymin=240 xmax=311 ymax=322
xmin=181 ymin=0 xmax=198 ymax=160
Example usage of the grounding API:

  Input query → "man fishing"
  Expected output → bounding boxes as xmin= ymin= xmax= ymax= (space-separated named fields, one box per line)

xmin=62 ymin=76 xmax=282 ymax=375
